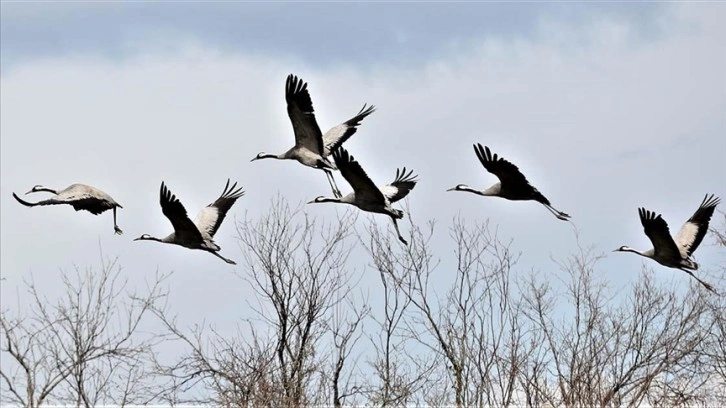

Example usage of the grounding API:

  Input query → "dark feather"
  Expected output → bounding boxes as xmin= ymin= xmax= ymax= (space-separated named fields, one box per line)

xmin=160 ymin=182 xmax=203 ymax=241
xmin=332 ymin=147 xmax=385 ymax=203
xmin=385 ymin=167 xmax=419 ymax=203
xmin=679 ymin=194 xmax=721 ymax=256
xmin=203 ymin=179 xmax=245 ymax=237
xmin=639 ymin=208 xmax=680 ymax=259
xmin=286 ymin=74 xmax=324 ymax=154
xmin=474 ymin=143 xmax=551 ymax=204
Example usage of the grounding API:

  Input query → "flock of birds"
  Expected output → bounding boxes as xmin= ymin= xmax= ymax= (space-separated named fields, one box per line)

xmin=11 ymin=74 xmax=721 ymax=293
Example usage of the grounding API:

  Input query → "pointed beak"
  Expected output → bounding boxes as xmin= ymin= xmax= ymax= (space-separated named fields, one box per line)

xmin=133 ymin=237 xmax=142 ymax=241
xmin=612 ymin=248 xmax=619 ymax=252
xmin=306 ymin=199 xmax=316 ymax=204
xmin=250 ymin=156 xmax=259 ymax=162
xmin=446 ymin=187 xmax=456 ymax=192
xmin=25 ymin=189 xmax=34 ymax=195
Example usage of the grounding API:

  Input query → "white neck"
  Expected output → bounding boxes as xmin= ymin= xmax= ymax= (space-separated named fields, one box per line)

xmin=458 ymin=185 xmax=498 ymax=196
xmin=36 ymin=187 xmax=58 ymax=194
xmin=259 ymin=153 xmax=285 ymax=160
xmin=621 ymin=247 xmax=653 ymax=258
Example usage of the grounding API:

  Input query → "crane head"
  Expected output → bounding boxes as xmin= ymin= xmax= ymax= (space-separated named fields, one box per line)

xmin=26 ymin=185 xmax=47 ymax=194
xmin=307 ymin=196 xmax=339 ymax=204
xmin=251 ymin=152 xmax=278 ymax=162
xmin=446 ymin=184 xmax=468 ymax=192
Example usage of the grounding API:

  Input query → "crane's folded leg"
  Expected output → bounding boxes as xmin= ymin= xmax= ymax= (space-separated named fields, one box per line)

xmin=681 ymin=268 xmax=716 ymax=294
xmin=210 ymin=250 xmax=236 ymax=265
xmin=325 ymin=170 xmax=343 ymax=198
xmin=113 ymin=207 xmax=123 ymax=235
xmin=542 ymin=203 xmax=571 ymax=221
xmin=390 ymin=217 xmax=408 ymax=245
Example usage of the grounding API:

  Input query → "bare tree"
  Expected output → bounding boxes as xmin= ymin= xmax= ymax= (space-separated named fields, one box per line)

xmin=709 ymin=210 xmax=726 ymax=247
xmin=8 ymin=204 xmax=720 ymax=406
xmin=363 ymin=214 xmax=528 ymax=407
xmin=326 ymin=295 xmax=370 ymax=408
xmin=518 ymin=238 xmax=717 ymax=406
xmin=151 ymin=196 xmax=369 ymax=406
xmin=698 ymin=210 xmax=726 ymax=404
xmin=361 ymin=216 xmax=432 ymax=406
xmin=364 ymin=214 xmax=723 ymax=406
xmin=0 ymin=256 xmax=168 ymax=407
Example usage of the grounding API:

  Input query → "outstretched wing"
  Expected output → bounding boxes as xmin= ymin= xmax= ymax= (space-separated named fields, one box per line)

xmin=332 ymin=147 xmax=385 ymax=204
xmin=674 ymin=194 xmax=721 ymax=256
xmin=474 ymin=144 xmax=530 ymax=186
xmin=379 ymin=167 xmax=418 ymax=203
xmin=474 ymin=143 xmax=552 ymax=204
xmin=323 ymin=104 xmax=376 ymax=155
xmin=160 ymin=182 xmax=203 ymax=241
xmin=639 ymin=208 xmax=680 ymax=259
xmin=286 ymin=74 xmax=324 ymax=154
xmin=194 ymin=179 xmax=245 ymax=237
xmin=12 ymin=191 xmax=111 ymax=215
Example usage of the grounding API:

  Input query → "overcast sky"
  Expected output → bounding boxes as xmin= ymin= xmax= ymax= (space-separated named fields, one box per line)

xmin=1 ymin=3 xmax=725 ymax=342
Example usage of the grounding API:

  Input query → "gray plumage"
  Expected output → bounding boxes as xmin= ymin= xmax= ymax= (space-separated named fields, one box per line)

xmin=13 ymin=183 xmax=123 ymax=234
xmin=615 ymin=194 xmax=720 ymax=293
xmin=252 ymin=74 xmax=375 ymax=198
xmin=447 ymin=143 xmax=571 ymax=221
xmin=308 ymin=147 xmax=418 ymax=245
xmin=134 ymin=179 xmax=244 ymax=265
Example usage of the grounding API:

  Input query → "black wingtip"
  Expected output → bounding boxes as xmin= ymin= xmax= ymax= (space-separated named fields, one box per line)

xmin=394 ymin=167 xmax=418 ymax=184
xmin=333 ymin=146 xmax=352 ymax=167
xmin=286 ymin=74 xmax=298 ymax=91
xmin=285 ymin=74 xmax=314 ymax=111
xmin=486 ymin=146 xmax=496 ymax=162
xmin=687 ymin=193 xmax=720 ymax=226
xmin=701 ymin=193 xmax=721 ymax=209
xmin=358 ymin=103 xmax=376 ymax=117
xmin=473 ymin=143 xmax=497 ymax=162
xmin=638 ymin=207 xmax=648 ymax=221
xmin=286 ymin=74 xmax=306 ymax=93
xmin=638 ymin=207 xmax=661 ymax=222
xmin=215 ymin=178 xmax=245 ymax=200
xmin=160 ymin=181 xmax=177 ymax=204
